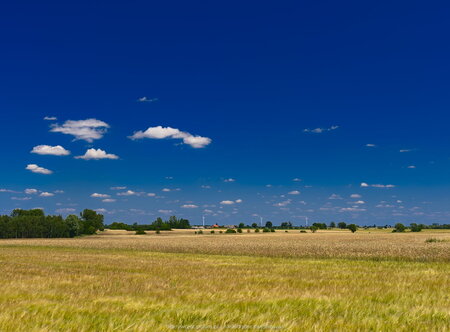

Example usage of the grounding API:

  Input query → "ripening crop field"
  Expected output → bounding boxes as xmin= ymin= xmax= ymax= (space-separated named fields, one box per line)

xmin=0 ymin=229 xmax=449 ymax=331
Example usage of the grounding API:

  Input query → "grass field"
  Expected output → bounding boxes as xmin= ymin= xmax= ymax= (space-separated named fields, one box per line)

xmin=0 ymin=230 xmax=449 ymax=331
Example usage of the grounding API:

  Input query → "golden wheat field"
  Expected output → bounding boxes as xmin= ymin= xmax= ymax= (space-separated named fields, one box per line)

xmin=0 ymin=229 xmax=449 ymax=331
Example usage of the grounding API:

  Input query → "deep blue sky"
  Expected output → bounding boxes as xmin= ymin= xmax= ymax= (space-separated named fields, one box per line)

xmin=1 ymin=0 xmax=449 ymax=225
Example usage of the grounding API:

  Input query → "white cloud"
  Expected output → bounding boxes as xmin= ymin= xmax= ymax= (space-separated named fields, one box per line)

xmin=201 ymin=185 xmax=211 ymax=189
xmin=235 ymin=199 xmax=243 ymax=203
xmin=354 ymin=200 xmax=366 ymax=204
xmin=400 ymin=149 xmax=412 ymax=153
xmin=26 ymin=164 xmax=53 ymax=175
xmin=91 ymin=193 xmax=110 ymax=198
xmin=220 ymin=200 xmax=235 ymax=205
xmin=44 ymin=116 xmax=57 ymax=121
xmin=117 ymin=190 xmax=139 ymax=196
xmin=110 ymin=186 xmax=126 ymax=190
xmin=95 ymin=208 xmax=108 ymax=214
xmin=273 ymin=199 xmax=292 ymax=207
xmin=24 ymin=188 xmax=38 ymax=194
xmin=288 ymin=190 xmax=301 ymax=195
xmin=50 ymin=119 xmax=110 ymax=142
xmin=11 ymin=197 xmax=32 ymax=200
xmin=407 ymin=165 xmax=416 ymax=169
xmin=40 ymin=192 xmax=54 ymax=197
xmin=147 ymin=193 xmax=156 ymax=197
xmin=304 ymin=125 xmax=339 ymax=133
xmin=54 ymin=190 xmax=64 ymax=194
xmin=75 ymin=148 xmax=119 ymax=160
xmin=137 ymin=97 xmax=158 ymax=103
xmin=129 ymin=126 xmax=211 ymax=148
xmin=340 ymin=207 xmax=366 ymax=212
xmin=0 ymin=189 xmax=16 ymax=193
xmin=102 ymin=198 xmax=116 ymax=203
xmin=31 ymin=145 xmax=70 ymax=156
xmin=350 ymin=194 xmax=362 ymax=198
xmin=361 ymin=182 xmax=395 ymax=188
xmin=366 ymin=144 xmax=376 ymax=147
xmin=158 ymin=209 xmax=172 ymax=214
xmin=329 ymin=194 xmax=342 ymax=200
xmin=181 ymin=204 xmax=198 ymax=208
xmin=56 ymin=208 xmax=76 ymax=213
xmin=224 ymin=178 xmax=236 ymax=182
xmin=292 ymin=178 xmax=302 ymax=182
xmin=162 ymin=188 xmax=171 ymax=192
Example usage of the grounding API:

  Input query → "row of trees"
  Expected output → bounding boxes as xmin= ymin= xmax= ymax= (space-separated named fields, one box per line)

xmin=0 ymin=209 xmax=104 ymax=238
xmin=108 ymin=216 xmax=190 ymax=231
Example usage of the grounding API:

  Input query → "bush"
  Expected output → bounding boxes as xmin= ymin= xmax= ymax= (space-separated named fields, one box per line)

xmin=425 ymin=238 xmax=446 ymax=243
xmin=285 ymin=230 xmax=288 ymax=233
xmin=247 ymin=229 xmax=251 ymax=233
xmin=410 ymin=223 xmax=423 ymax=232
xmin=270 ymin=228 xmax=275 ymax=232
xmin=197 ymin=230 xmax=203 ymax=234
xmin=300 ymin=230 xmax=307 ymax=233
xmin=347 ymin=224 xmax=357 ymax=233
xmin=225 ymin=229 xmax=236 ymax=233
xmin=135 ymin=230 xmax=146 ymax=235
xmin=219 ymin=230 xmax=223 ymax=233
xmin=263 ymin=228 xmax=270 ymax=232
xmin=155 ymin=229 xmax=160 ymax=234
xmin=210 ymin=230 xmax=215 ymax=234
xmin=394 ymin=223 xmax=406 ymax=232
xmin=237 ymin=228 xmax=243 ymax=233
xmin=254 ymin=228 xmax=260 ymax=233
xmin=310 ymin=225 xmax=318 ymax=233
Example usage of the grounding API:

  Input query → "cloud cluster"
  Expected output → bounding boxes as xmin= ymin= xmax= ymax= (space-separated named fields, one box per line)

xmin=129 ymin=126 xmax=211 ymax=148
xmin=26 ymin=164 xmax=53 ymax=175
xmin=44 ymin=116 xmax=57 ymax=121
xmin=50 ymin=119 xmax=110 ymax=142
xmin=304 ymin=126 xmax=339 ymax=134
xmin=75 ymin=148 xmax=119 ymax=160
xmin=31 ymin=145 xmax=70 ymax=156
xmin=91 ymin=193 xmax=110 ymax=198
xmin=220 ymin=199 xmax=243 ymax=205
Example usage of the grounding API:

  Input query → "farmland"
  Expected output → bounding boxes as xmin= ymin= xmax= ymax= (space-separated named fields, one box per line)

xmin=0 ymin=229 xmax=449 ymax=331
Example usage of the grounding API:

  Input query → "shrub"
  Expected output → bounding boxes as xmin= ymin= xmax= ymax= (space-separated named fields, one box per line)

xmin=285 ymin=230 xmax=289 ymax=233
xmin=219 ymin=230 xmax=223 ymax=233
xmin=237 ymin=228 xmax=243 ymax=233
xmin=155 ymin=229 xmax=160 ymax=234
xmin=300 ymin=230 xmax=307 ymax=233
xmin=310 ymin=226 xmax=318 ymax=233
xmin=410 ymin=223 xmax=423 ymax=232
xmin=197 ymin=230 xmax=203 ymax=234
xmin=425 ymin=238 xmax=446 ymax=243
xmin=394 ymin=223 xmax=406 ymax=232
xmin=210 ymin=230 xmax=215 ymax=234
xmin=263 ymin=228 xmax=270 ymax=232
xmin=254 ymin=228 xmax=260 ymax=233
xmin=135 ymin=230 xmax=146 ymax=235
xmin=225 ymin=229 xmax=236 ymax=234
xmin=347 ymin=224 xmax=357 ymax=233
xmin=247 ymin=229 xmax=251 ymax=233
xmin=270 ymin=228 xmax=275 ymax=232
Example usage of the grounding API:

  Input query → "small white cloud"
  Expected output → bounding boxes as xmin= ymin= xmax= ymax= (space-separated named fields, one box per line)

xmin=110 ymin=186 xmax=126 ymax=190
xmin=158 ymin=209 xmax=172 ymax=214
xmin=31 ymin=145 xmax=70 ymax=156
xmin=340 ymin=207 xmax=366 ymax=212
xmin=102 ymin=198 xmax=116 ymax=203
xmin=220 ymin=200 xmax=235 ymax=205
xmin=304 ymin=125 xmax=339 ymax=134
xmin=11 ymin=197 xmax=32 ymax=200
xmin=407 ymin=165 xmax=416 ymax=169
xmin=201 ymin=185 xmax=211 ymax=189
xmin=50 ymin=119 xmax=110 ymax=142
xmin=137 ymin=97 xmax=158 ymax=102
xmin=26 ymin=164 xmax=53 ymax=175
xmin=162 ymin=188 xmax=171 ymax=192
xmin=54 ymin=190 xmax=64 ymax=194
xmin=224 ymin=178 xmax=236 ymax=183
xmin=361 ymin=182 xmax=395 ymax=188
xmin=350 ymin=194 xmax=362 ymax=198
xmin=329 ymin=194 xmax=342 ymax=200
xmin=75 ymin=148 xmax=119 ymax=160
xmin=0 ymin=189 xmax=16 ymax=193
xmin=288 ymin=190 xmax=301 ymax=195
xmin=181 ymin=204 xmax=198 ymax=208
xmin=44 ymin=116 xmax=57 ymax=121
xmin=24 ymin=188 xmax=38 ymax=194
xmin=273 ymin=199 xmax=292 ymax=207
xmin=117 ymin=190 xmax=139 ymax=196
xmin=56 ymin=208 xmax=76 ymax=213
xmin=354 ymin=200 xmax=366 ymax=204
xmin=366 ymin=144 xmax=376 ymax=147
xmin=400 ymin=149 xmax=412 ymax=153
xmin=95 ymin=208 xmax=108 ymax=214
xmin=147 ymin=193 xmax=156 ymax=197
xmin=129 ymin=126 xmax=211 ymax=148
xmin=40 ymin=192 xmax=54 ymax=197
xmin=90 ymin=193 xmax=110 ymax=198
xmin=235 ymin=199 xmax=243 ymax=203
xmin=292 ymin=178 xmax=302 ymax=182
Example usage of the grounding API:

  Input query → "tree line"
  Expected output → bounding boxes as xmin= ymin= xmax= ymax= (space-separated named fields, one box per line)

xmin=0 ymin=209 xmax=104 ymax=238
xmin=107 ymin=216 xmax=191 ymax=231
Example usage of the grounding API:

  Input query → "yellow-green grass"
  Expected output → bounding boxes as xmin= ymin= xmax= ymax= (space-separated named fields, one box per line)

xmin=0 ymin=231 xmax=449 ymax=331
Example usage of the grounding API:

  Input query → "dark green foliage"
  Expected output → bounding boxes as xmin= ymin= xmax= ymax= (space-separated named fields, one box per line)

xmin=210 ymin=230 xmax=215 ymax=234
xmin=394 ymin=223 xmax=406 ymax=232
xmin=410 ymin=223 xmax=423 ymax=232
xmin=338 ymin=222 xmax=347 ymax=229
xmin=270 ymin=228 xmax=275 ymax=232
xmin=106 ymin=215 xmax=190 ymax=231
xmin=265 ymin=221 xmax=273 ymax=228
xmin=300 ymin=230 xmax=307 ymax=233
xmin=280 ymin=221 xmax=293 ymax=229
xmin=347 ymin=224 xmax=357 ymax=233
xmin=251 ymin=223 xmax=258 ymax=228
xmin=329 ymin=222 xmax=336 ymax=228
xmin=254 ymin=228 xmax=260 ymax=233
xmin=135 ymin=230 xmax=146 ymax=235
xmin=225 ymin=229 xmax=236 ymax=233
xmin=0 ymin=209 xmax=104 ymax=239
xmin=197 ymin=230 xmax=203 ymax=234
xmin=312 ymin=223 xmax=327 ymax=229
xmin=237 ymin=228 xmax=243 ymax=233
xmin=238 ymin=223 xmax=245 ymax=228
xmin=310 ymin=225 xmax=318 ymax=233
xmin=262 ymin=228 xmax=270 ymax=232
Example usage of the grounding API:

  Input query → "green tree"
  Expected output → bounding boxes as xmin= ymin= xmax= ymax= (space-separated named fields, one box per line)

xmin=347 ymin=224 xmax=357 ymax=233
xmin=410 ymin=223 xmax=423 ymax=232
xmin=329 ymin=222 xmax=336 ymax=228
xmin=80 ymin=209 xmax=104 ymax=234
xmin=265 ymin=221 xmax=273 ymax=228
xmin=338 ymin=222 xmax=347 ymax=229
xmin=394 ymin=223 xmax=406 ymax=232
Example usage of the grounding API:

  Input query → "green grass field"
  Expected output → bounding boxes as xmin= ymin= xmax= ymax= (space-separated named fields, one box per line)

xmin=0 ymin=230 xmax=449 ymax=331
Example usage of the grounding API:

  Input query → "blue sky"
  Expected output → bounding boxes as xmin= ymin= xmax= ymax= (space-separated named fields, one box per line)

xmin=1 ymin=0 xmax=450 ymax=225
